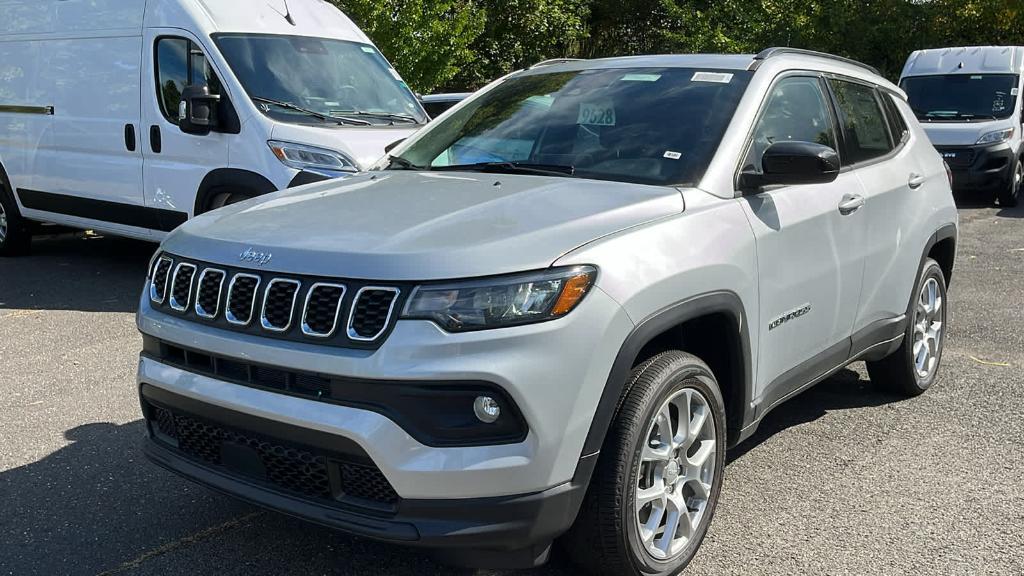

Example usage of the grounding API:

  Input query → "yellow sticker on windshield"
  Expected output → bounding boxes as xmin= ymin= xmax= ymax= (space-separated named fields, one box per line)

xmin=578 ymin=101 xmax=616 ymax=126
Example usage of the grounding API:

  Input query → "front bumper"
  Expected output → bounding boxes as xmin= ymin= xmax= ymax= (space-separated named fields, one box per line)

xmin=937 ymin=142 xmax=1016 ymax=193
xmin=141 ymin=383 xmax=594 ymax=557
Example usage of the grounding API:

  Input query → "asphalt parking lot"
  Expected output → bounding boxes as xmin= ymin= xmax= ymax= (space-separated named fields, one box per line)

xmin=2 ymin=199 xmax=1022 ymax=576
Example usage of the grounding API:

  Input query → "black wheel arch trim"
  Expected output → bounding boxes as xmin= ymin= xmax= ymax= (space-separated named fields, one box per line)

xmin=194 ymin=168 xmax=278 ymax=215
xmin=923 ymin=222 xmax=958 ymax=284
xmin=579 ymin=290 xmax=753 ymax=462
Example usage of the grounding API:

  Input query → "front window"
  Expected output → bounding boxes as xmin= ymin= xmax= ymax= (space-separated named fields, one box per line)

xmin=213 ymin=34 xmax=427 ymax=126
xmin=901 ymin=74 xmax=1019 ymax=121
xmin=156 ymin=37 xmax=222 ymax=124
xmin=391 ymin=67 xmax=753 ymax=186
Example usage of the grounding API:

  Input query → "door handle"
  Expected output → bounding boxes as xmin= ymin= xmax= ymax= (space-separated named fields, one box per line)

xmin=124 ymin=124 xmax=136 ymax=152
xmin=838 ymin=194 xmax=865 ymax=215
xmin=150 ymin=125 xmax=162 ymax=154
xmin=908 ymin=173 xmax=926 ymax=189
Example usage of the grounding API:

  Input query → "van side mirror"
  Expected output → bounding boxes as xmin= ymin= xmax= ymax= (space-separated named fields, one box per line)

xmin=738 ymin=141 xmax=841 ymax=190
xmin=178 ymin=85 xmax=220 ymax=136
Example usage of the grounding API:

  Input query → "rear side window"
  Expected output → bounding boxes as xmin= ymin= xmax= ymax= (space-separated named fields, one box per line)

xmin=155 ymin=37 xmax=222 ymax=124
xmin=830 ymin=79 xmax=894 ymax=165
xmin=743 ymin=76 xmax=838 ymax=173
xmin=881 ymin=92 xmax=909 ymax=143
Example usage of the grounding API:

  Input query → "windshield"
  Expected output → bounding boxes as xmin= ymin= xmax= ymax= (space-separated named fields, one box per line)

xmin=901 ymin=74 xmax=1019 ymax=121
xmin=213 ymin=34 xmax=428 ymax=126
xmin=390 ymin=67 xmax=752 ymax=186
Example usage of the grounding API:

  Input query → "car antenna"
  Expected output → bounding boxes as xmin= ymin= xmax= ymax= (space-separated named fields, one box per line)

xmin=271 ymin=0 xmax=296 ymax=25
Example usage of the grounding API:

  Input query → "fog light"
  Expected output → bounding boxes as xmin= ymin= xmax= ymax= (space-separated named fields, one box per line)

xmin=473 ymin=396 xmax=501 ymax=423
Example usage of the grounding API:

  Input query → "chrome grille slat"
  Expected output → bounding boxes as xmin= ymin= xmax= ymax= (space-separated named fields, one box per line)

xmin=169 ymin=263 xmax=197 ymax=312
xmin=301 ymin=283 xmax=347 ymax=338
xmin=195 ymin=269 xmax=226 ymax=319
xmin=149 ymin=256 xmax=173 ymax=304
xmin=226 ymin=274 xmax=261 ymax=326
xmin=260 ymin=278 xmax=302 ymax=333
xmin=347 ymin=287 xmax=400 ymax=342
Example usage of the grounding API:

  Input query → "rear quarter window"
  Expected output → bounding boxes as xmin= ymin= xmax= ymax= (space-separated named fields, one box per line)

xmin=830 ymin=79 xmax=894 ymax=165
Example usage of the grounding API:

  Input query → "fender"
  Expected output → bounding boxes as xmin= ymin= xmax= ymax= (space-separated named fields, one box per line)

xmin=579 ymin=291 xmax=753 ymax=460
xmin=193 ymin=168 xmax=278 ymax=216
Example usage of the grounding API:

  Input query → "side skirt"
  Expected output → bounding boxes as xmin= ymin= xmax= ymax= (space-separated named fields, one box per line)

xmin=17 ymin=189 xmax=187 ymax=233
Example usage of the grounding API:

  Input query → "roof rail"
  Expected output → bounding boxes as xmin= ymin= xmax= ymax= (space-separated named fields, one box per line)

xmin=529 ymin=58 xmax=585 ymax=69
xmin=752 ymin=47 xmax=880 ymax=76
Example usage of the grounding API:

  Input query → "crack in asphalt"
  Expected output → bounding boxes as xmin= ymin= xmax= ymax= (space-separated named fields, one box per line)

xmin=94 ymin=512 xmax=265 ymax=576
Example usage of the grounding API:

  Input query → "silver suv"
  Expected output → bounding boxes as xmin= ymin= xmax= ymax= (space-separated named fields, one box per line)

xmin=137 ymin=48 xmax=958 ymax=575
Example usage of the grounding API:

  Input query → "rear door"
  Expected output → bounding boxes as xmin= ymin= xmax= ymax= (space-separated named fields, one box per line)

xmin=740 ymin=74 xmax=868 ymax=409
xmin=141 ymin=29 xmax=232 ymax=232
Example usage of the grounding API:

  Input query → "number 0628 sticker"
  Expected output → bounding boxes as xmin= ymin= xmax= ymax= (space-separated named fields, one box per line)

xmin=577 ymin=101 xmax=616 ymax=126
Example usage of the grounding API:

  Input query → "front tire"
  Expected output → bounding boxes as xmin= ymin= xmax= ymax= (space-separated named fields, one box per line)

xmin=0 ymin=183 xmax=31 ymax=256
xmin=867 ymin=258 xmax=947 ymax=396
xmin=565 ymin=351 xmax=726 ymax=576
xmin=997 ymin=159 xmax=1021 ymax=207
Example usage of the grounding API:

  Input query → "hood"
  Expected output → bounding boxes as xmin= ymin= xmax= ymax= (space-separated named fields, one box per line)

xmin=162 ymin=171 xmax=684 ymax=280
xmin=270 ymin=123 xmax=420 ymax=170
xmin=920 ymin=118 xmax=1016 ymax=147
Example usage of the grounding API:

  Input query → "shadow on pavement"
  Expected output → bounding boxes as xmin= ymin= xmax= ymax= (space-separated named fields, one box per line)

xmin=727 ymin=368 xmax=904 ymax=464
xmin=0 ymin=232 xmax=155 ymax=314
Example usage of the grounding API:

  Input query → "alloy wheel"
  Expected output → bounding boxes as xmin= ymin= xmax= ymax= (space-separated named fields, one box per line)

xmin=913 ymin=277 xmax=944 ymax=380
xmin=0 ymin=201 xmax=7 ymax=245
xmin=635 ymin=387 xmax=716 ymax=561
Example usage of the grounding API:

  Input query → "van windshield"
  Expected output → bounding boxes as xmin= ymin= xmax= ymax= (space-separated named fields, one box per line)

xmin=901 ymin=74 xmax=1019 ymax=121
xmin=214 ymin=34 xmax=428 ymax=126
xmin=389 ymin=67 xmax=752 ymax=186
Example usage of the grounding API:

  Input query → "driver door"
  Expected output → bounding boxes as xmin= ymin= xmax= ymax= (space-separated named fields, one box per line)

xmin=142 ymin=29 xmax=232 ymax=228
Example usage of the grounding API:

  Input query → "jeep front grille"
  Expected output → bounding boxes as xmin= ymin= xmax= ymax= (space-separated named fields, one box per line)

xmin=148 ymin=254 xmax=407 ymax=349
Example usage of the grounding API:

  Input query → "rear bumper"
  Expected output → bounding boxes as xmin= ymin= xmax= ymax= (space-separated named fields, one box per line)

xmin=937 ymin=142 xmax=1016 ymax=193
xmin=141 ymin=384 xmax=594 ymax=558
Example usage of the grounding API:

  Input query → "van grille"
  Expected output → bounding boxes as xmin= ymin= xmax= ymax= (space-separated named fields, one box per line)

xmin=149 ymin=254 xmax=405 ymax=348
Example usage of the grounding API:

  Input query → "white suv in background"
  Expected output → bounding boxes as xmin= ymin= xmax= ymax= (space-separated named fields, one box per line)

xmin=136 ymin=48 xmax=957 ymax=574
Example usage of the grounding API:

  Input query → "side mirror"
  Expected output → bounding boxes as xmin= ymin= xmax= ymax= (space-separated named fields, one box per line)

xmin=384 ymin=139 xmax=405 ymax=153
xmin=738 ymin=141 xmax=841 ymax=190
xmin=178 ymin=85 xmax=220 ymax=136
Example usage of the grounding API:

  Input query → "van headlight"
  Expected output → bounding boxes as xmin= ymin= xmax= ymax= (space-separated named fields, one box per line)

xmin=268 ymin=140 xmax=359 ymax=174
xmin=402 ymin=266 xmax=597 ymax=332
xmin=976 ymin=128 xmax=1015 ymax=145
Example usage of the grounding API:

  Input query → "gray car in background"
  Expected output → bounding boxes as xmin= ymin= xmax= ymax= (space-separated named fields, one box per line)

xmin=137 ymin=48 xmax=957 ymax=575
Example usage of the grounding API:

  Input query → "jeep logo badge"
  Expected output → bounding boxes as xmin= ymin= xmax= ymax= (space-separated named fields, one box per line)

xmin=239 ymin=247 xmax=273 ymax=267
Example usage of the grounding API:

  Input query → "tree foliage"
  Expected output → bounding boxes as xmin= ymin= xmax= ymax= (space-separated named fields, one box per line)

xmin=333 ymin=0 xmax=1024 ymax=93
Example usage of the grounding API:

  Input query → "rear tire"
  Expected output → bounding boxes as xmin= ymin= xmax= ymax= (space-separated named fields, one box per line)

xmin=997 ymin=159 xmax=1021 ymax=207
xmin=565 ymin=351 xmax=726 ymax=576
xmin=0 ymin=178 xmax=31 ymax=256
xmin=866 ymin=258 xmax=947 ymax=396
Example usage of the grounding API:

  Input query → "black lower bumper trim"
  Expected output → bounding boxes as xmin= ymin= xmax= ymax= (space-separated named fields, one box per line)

xmin=938 ymin=142 xmax=1016 ymax=193
xmin=140 ymin=384 xmax=594 ymax=554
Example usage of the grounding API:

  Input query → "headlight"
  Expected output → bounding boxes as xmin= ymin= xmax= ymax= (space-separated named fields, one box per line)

xmin=402 ymin=266 xmax=597 ymax=332
xmin=268 ymin=140 xmax=358 ymax=174
xmin=976 ymin=128 xmax=1015 ymax=145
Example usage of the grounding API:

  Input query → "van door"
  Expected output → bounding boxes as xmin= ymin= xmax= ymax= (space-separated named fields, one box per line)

xmin=740 ymin=75 xmax=868 ymax=410
xmin=24 ymin=34 xmax=147 ymax=235
xmin=141 ymin=30 xmax=232 ymax=230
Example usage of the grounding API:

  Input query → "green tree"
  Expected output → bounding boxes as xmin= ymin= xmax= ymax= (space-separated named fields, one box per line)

xmin=332 ymin=0 xmax=485 ymax=93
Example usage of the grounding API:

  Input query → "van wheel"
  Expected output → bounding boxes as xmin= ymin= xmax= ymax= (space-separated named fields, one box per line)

xmin=867 ymin=258 xmax=947 ymax=396
xmin=998 ymin=159 xmax=1021 ymax=207
xmin=565 ymin=351 xmax=726 ymax=576
xmin=204 ymin=190 xmax=252 ymax=213
xmin=0 ymin=185 xmax=31 ymax=256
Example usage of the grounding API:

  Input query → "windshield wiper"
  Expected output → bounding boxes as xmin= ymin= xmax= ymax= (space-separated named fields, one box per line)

xmin=252 ymin=96 xmax=372 ymax=126
xmin=387 ymin=155 xmax=425 ymax=170
xmin=330 ymin=110 xmax=420 ymax=124
xmin=432 ymin=161 xmax=576 ymax=178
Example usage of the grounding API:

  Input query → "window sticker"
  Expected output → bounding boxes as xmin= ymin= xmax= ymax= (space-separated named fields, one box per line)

xmin=663 ymin=151 xmax=682 ymax=160
xmin=361 ymin=46 xmax=376 ymax=53
xmin=692 ymin=71 xmax=734 ymax=84
xmin=578 ymin=101 xmax=616 ymax=126
xmin=1013 ymin=88 xmax=1020 ymax=96
xmin=621 ymin=73 xmax=662 ymax=82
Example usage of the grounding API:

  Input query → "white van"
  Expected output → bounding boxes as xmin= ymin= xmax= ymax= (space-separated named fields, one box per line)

xmin=0 ymin=0 xmax=427 ymax=255
xmin=900 ymin=46 xmax=1023 ymax=207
